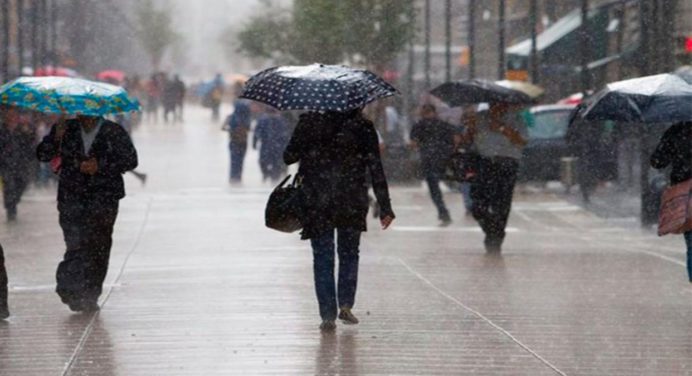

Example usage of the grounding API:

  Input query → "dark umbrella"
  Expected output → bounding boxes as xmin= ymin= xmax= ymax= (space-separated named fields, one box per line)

xmin=575 ymin=73 xmax=692 ymax=123
xmin=430 ymin=79 xmax=533 ymax=106
xmin=239 ymin=64 xmax=398 ymax=112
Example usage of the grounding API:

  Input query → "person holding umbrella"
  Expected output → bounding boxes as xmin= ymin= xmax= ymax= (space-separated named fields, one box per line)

xmin=36 ymin=114 xmax=138 ymax=312
xmin=284 ymin=109 xmax=395 ymax=331
xmin=466 ymin=103 xmax=528 ymax=253
xmin=1 ymin=76 xmax=140 ymax=312
xmin=431 ymin=79 xmax=532 ymax=253
xmin=242 ymin=64 xmax=397 ymax=331
xmin=651 ymin=121 xmax=692 ymax=283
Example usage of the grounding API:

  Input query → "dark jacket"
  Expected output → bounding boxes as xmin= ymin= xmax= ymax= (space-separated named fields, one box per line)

xmin=284 ymin=111 xmax=395 ymax=239
xmin=651 ymin=122 xmax=692 ymax=185
xmin=36 ymin=119 xmax=138 ymax=201
xmin=410 ymin=118 xmax=456 ymax=174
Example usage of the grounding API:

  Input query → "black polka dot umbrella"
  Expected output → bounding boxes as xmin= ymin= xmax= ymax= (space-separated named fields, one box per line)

xmin=240 ymin=64 xmax=399 ymax=112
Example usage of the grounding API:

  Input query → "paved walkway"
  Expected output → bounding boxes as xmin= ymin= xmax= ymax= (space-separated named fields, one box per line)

xmin=1 ymin=107 xmax=691 ymax=375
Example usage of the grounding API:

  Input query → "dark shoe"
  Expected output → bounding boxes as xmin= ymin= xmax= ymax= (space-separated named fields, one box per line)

xmin=319 ymin=320 xmax=336 ymax=331
xmin=6 ymin=208 xmax=16 ymax=222
xmin=0 ymin=304 xmax=9 ymax=320
xmin=82 ymin=301 xmax=100 ymax=313
xmin=439 ymin=218 xmax=452 ymax=227
xmin=484 ymin=237 xmax=503 ymax=254
xmin=338 ymin=308 xmax=359 ymax=325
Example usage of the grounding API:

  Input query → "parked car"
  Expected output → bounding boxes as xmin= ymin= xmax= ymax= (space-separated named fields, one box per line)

xmin=518 ymin=104 xmax=576 ymax=182
xmin=519 ymin=104 xmax=620 ymax=183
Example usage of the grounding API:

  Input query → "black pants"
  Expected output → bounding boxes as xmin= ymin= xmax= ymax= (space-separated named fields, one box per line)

xmin=424 ymin=172 xmax=450 ymax=221
xmin=56 ymin=197 xmax=119 ymax=306
xmin=471 ymin=157 xmax=519 ymax=247
xmin=0 ymin=244 xmax=7 ymax=309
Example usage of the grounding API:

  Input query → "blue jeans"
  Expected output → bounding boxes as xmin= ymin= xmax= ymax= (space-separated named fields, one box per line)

xmin=685 ymin=232 xmax=692 ymax=281
xmin=310 ymin=228 xmax=361 ymax=321
xmin=425 ymin=173 xmax=450 ymax=221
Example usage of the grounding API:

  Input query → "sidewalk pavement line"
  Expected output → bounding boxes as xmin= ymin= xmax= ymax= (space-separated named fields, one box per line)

xmin=520 ymin=203 xmax=688 ymax=270
xmin=397 ymin=257 xmax=568 ymax=376
xmin=60 ymin=197 xmax=154 ymax=376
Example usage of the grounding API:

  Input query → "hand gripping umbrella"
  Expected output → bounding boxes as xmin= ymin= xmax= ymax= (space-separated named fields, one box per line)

xmin=0 ymin=76 xmax=140 ymax=116
xmin=240 ymin=64 xmax=398 ymax=112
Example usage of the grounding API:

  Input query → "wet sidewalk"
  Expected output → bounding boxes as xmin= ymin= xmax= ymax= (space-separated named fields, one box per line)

xmin=1 ymin=107 xmax=691 ymax=375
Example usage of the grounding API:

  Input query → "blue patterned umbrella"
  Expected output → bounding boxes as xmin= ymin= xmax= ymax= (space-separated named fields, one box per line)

xmin=0 ymin=76 xmax=140 ymax=116
xmin=240 ymin=64 xmax=398 ymax=112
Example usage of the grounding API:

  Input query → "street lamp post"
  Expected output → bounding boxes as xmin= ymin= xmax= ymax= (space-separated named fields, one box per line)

xmin=497 ymin=0 xmax=506 ymax=80
xmin=444 ymin=0 xmax=452 ymax=82
xmin=468 ymin=0 xmax=475 ymax=79
xmin=1 ymin=0 xmax=9 ymax=82
xmin=579 ymin=0 xmax=591 ymax=95
xmin=529 ymin=0 xmax=539 ymax=84
xmin=17 ymin=0 xmax=25 ymax=75
xmin=424 ymin=0 xmax=431 ymax=89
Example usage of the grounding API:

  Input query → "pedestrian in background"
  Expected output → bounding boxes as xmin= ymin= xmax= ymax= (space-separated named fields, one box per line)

xmin=410 ymin=104 xmax=457 ymax=226
xmin=253 ymin=107 xmax=289 ymax=182
xmin=467 ymin=103 xmax=528 ymax=253
xmin=224 ymin=99 xmax=252 ymax=183
xmin=162 ymin=74 xmax=178 ymax=124
xmin=36 ymin=115 xmax=138 ymax=312
xmin=284 ymin=109 xmax=395 ymax=331
xmin=208 ymin=74 xmax=224 ymax=122
xmin=0 ymin=107 xmax=36 ymax=222
xmin=173 ymin=75 xmax=186 ymax=122
xmin=651 ymin=121 xmax=692 ymax=282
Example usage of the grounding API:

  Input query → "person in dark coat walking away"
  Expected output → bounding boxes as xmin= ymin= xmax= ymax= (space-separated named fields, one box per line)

xmin=224 ymin=99 xmax=252 ymax=183
xmin=253 ymin=107 xmax=289 ymax=182
xmin=566 ymin=119 xmax=603 ymax=203
xmin=0 ymin=243 xmax=8 ymax=319
xmin=36 ymin=115 xmax=138 ymax=312
xmin=466 ymin=103 xmax=528 ymax=253
xmin=0 ymin=106 xmax=36 ymax=221
xmin=284 ymin=109 xmax=395 ymax=331
xmin=410 ymin=104 xmax=457 ymax=226
xmin=651 ymin=121 xmax=692 ymax=282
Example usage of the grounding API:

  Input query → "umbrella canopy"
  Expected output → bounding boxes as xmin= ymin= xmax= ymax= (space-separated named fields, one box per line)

xmin=96 ymin=70 xmax=126 ymax=84
xmin=239 ymin=64 xmax=398 ymax=112
xmin=675 ymin=66 xmax=692 ymax=84
xmin=576 ymin=73 xmax=692 ymax=123
xmin=0 ymin=76 xmax=140 ymax=116
xmin=496 ymin=80 xmax=545 ymax=99
xmin=430 ymin=79 xmax=534 ymax=106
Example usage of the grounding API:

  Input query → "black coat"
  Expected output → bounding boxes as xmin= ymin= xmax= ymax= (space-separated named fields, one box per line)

xmin=284 ymin=112 xmax=394 ymax=239
xmin=410 ymin=118 xmax=456 ymax=174
xmin=651 ymin=122 xmax=692 ymax=185
xmin=36 ymin=119 xmax=138 ymax=202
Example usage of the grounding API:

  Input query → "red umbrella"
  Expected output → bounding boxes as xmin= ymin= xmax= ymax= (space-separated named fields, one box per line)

xmin=96 ymin=70 xmax=126 ymax=83
xmin=34 ymin=66 xmax=79 ymax=77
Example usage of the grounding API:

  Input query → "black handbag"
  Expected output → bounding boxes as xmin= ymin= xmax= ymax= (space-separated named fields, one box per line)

xmin=443 ymin=148 xmax=479 ymax=182
xmin=265 ymin=174 xmax=304 ymax=233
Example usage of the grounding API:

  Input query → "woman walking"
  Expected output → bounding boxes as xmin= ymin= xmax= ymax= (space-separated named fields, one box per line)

xmin=651 ymin=121 xmax=692 ymax=282
xmin=284 ymin=109 xmax=395 ymax=331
